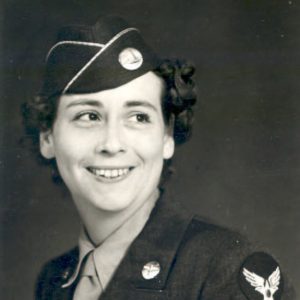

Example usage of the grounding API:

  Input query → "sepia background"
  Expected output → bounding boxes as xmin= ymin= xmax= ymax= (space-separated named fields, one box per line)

xmin=1 ymin=0 xmax=299 ymax=299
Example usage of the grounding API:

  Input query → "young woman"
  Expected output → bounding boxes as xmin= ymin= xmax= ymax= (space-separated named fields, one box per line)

xmin=23 ymin=15 xmax=294 ymax=300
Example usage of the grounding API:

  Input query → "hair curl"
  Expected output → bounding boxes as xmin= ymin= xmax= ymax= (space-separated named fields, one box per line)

xmin=154 ymin=59 xmax=197 ymax=144
xmin=21 ymin=59 xmax=197 ymax=183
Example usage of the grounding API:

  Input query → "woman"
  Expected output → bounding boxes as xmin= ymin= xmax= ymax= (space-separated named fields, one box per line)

xmin=23 ymin=15 xmax=294 ymax=300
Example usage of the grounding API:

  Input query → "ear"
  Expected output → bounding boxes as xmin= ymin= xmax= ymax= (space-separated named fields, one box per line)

xmin=163 ymin=133 xmax=175 ymax=160
xmin=39 ymin=130 xmax=55 ymax=159
xmin=163 ymin=115 xmax=175 ymax=159
xmin=163 ymin=118 xmax=175 ymax=159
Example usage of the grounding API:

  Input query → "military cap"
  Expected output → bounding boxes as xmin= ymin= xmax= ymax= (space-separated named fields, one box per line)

xmin=41 ymin=15 xmax=160 ymax=98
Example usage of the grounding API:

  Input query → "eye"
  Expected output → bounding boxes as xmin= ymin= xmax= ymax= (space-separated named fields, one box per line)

xmin=74 ymin=112 xmax=101 ymax=122
xmin=128 ymin=113 xmax=151 ymax=124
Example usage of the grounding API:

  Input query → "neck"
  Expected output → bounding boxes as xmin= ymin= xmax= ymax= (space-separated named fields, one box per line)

xmin=74 ymin=189 xmax=159 ymax=246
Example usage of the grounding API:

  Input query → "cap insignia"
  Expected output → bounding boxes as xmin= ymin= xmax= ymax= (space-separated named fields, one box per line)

xmin=118 ymin=47 xmax=143 ymax=70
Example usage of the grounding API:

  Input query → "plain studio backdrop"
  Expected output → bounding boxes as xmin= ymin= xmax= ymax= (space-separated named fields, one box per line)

xmin=1 ymin=0 xmax=299 ymax=299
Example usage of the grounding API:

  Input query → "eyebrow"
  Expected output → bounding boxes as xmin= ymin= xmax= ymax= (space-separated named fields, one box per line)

xmin=124 ymin=100 xmax=158 ymax=112
xmin=65 ymin=99 xmax=158 ymax=112
xmin=66 ymin=99 xmax=103 ymax=108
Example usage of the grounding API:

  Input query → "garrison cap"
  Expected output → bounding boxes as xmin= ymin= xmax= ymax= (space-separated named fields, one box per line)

xmin=41 ymin=15 xmax=160 ymax=98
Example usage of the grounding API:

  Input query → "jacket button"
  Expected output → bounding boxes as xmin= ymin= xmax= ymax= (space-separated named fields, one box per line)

xmin=142 ymin=261 xmax=160 ymax=280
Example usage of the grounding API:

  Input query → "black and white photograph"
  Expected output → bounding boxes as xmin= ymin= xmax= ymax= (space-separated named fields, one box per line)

xmin=1 ymin=1 xmax=299 ymax=299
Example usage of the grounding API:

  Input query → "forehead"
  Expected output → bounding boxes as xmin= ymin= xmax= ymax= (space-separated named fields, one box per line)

xmin=58 ymin=71 xmax=165 ymax=108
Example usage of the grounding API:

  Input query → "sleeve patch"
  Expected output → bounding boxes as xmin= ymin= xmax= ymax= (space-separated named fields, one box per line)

xmin=238 ymin=252 xmax=284 ymax=300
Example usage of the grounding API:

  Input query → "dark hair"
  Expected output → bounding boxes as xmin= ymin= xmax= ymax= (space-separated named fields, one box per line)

xmin=21 ymin=59 xmax=197 ymax=183
xmin=154 ymin=59 xmax=197 ymax=144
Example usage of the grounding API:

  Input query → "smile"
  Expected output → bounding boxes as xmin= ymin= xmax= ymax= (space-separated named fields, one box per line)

xmin=86 ymin=167 xmax=133 ymax=180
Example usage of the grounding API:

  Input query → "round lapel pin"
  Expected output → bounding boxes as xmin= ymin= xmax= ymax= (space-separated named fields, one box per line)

xmin=142 ymin=261 xmax=161 ymax=280
xmin=118 ymin=47 xmax=143 ymax=70
xmin=239 ymin=252 xmax=284 ymax=300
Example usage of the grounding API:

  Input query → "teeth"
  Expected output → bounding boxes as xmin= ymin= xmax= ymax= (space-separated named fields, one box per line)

xmin=104 ymin=170 xmax=111 ymax=177
xmin=112 ymin=170 xmax=118 ymax=177
xmin=89 ymin=168 xmax=130 ymax=179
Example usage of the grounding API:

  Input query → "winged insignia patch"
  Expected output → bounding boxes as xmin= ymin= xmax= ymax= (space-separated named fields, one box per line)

xmin=243 ymin=267 xmax=280 ymax=300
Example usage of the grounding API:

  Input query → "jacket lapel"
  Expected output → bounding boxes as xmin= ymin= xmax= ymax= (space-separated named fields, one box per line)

xmin=51 ymin=248 xmax=79 ymax=300
xmin=101 ymin=190 xmax=193 ymax=297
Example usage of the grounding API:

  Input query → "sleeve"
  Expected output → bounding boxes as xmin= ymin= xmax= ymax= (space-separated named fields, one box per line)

xmin=199 ymin=233 xmax=296 ymax=300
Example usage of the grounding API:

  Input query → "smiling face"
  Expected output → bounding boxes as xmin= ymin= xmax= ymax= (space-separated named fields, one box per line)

xmin=39 ymin=72 xmax=174 ymax=215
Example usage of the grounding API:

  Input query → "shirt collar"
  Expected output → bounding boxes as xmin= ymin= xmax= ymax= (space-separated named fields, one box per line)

xmin=62 ymin=189 xmax=158 ymax=289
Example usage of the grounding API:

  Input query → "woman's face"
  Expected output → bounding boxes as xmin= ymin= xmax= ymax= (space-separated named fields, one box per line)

xmin=39 ymin=72 xmax=174 ymax=213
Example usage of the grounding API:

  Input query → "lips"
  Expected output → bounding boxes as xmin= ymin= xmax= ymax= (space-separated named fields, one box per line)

xmin=86 ymin=167 xmax=133 ymax=180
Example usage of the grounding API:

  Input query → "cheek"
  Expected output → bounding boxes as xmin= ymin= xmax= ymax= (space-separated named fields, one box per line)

xmin=134 ymin=136 xmax=166 ymax=163
xmin=52 ymin=127 xmax=92 ymax=166
xmin=129 ymin=123 xmax=167 ymax=161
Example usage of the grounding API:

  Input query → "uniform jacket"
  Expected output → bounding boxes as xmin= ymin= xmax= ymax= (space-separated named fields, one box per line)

xmin=36 ymin=192 xmax=295 ymax=300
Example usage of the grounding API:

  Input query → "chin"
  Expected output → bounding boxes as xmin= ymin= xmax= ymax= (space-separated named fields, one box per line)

xmin=90 ymin=194 xmax=137 ymax=213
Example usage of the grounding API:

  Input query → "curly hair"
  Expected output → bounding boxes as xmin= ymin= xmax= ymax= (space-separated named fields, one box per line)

xmin=155 ymin=59 xmax=197 ymax=144
xmin=21 ymin=59 xmax=197 ymax=183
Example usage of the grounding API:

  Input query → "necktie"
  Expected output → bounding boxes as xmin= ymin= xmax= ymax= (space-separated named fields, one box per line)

xmin=73 ymin=251 xmax=103 ymax=300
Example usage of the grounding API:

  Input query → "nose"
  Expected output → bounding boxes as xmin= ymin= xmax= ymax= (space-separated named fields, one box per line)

xmin=95 ymin=120 xmax=125 ymax=155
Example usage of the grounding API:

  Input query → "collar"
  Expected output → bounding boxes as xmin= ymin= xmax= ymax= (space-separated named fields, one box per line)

xmin=62 ymin=190 xmax=158 ymax=289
